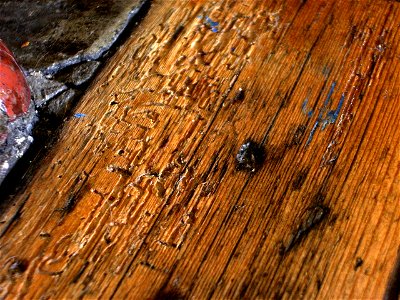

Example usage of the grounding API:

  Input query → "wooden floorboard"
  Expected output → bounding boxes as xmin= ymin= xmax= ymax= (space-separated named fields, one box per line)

xmin=1 ymin=0 xmax=400 ymax=298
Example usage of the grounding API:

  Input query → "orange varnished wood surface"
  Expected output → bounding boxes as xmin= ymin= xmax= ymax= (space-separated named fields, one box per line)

xmin=1 ymin=0 xmax=400 ymax=298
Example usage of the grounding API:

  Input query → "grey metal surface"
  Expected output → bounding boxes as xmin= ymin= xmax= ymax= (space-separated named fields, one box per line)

xmin=0 ymin=0 xmax=148 ymax=186
xmin=0 ymin=0 xmax=146 ymax=74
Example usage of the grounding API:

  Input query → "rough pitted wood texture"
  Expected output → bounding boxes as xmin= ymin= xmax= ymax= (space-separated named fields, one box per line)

xmin=1 ymin=0 xmax=400 ymax=299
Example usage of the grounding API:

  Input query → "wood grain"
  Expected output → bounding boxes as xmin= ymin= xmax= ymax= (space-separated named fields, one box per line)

xmin=1 ymin=0 xmax=400 ymax=298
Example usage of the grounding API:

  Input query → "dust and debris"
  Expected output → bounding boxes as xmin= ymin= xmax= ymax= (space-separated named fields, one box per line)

xmin=154 ymin=179 xmax=166 ymax=198
xmin=7 ymin=257 xmax=28 ymax=276
xmin=61 ymin=195 xmax=79 ymax=215
xmin=354 ymin=257 xmax=363 ymax=270
xmin=235 ymin=140 xmax=265 ymax=172
xmin=233 ymin=88 xmax=245 ymax=103
xmin=291 ymin=167 xmax=310 ymax=190
xmin=200 ymin=181 xmax=217 ymax=197
xmin=106 ymin=165 xmax=132 ymax=177
xmin=116 ymin=149 xmax=125 ymax=156
xmin=159 ymin=137 xmax=169 ymax=149
xmin=285 ymin=124 xmax=306 ymax=147
xmin=39 ymin=232 xmax=51 ymax=238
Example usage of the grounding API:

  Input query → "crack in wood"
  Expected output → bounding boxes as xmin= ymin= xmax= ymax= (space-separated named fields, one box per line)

xmin=56 ymin=172 xmax=89 ymax=217
xmin=0 ymin=194 xmax=30 ymax=239
xmin=280 ymin=205 xmax=330 ymax=255
xmin=71 ymin=261 xmax=89 ymax=284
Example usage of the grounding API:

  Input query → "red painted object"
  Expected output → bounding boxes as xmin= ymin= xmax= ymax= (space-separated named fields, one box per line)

xmin=0 ymin=39 xmax=31 ymax=121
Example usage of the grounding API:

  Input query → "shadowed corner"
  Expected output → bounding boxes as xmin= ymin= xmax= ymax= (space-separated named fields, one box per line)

xmin=154 ymin=288 xmax=186 ymax=300
xmin=384 ymin=247 xmax=400 ymax=300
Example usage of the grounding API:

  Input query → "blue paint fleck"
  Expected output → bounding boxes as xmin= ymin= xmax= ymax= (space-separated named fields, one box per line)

xmin=205 ymin=16 xmax=219 ymax=27
xmin=323 ymin=81 xmax=336 ymax=108
xmin=199 ymin=15 xmax=219 ymax=33
xmin=301 ymin=99 xmax=307 ymax=111
xmin=302 ymin=99 xmax=314 ymax=118
xmin=306 ymin=119 xmax=319 ymax=146
xmin=321 ymin=93 xmax=345 ymax=130
xmin=304 ymin=82 xmax=345 ymax=146
xmin=74 ymin=113 xmax=86 ymax=118
xmin=334 ymin=93 xmax=345 ymax=118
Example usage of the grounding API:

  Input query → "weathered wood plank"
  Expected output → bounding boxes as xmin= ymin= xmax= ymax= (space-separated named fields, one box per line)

xmin=1 ymin=0 xmax=400 ymax=299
